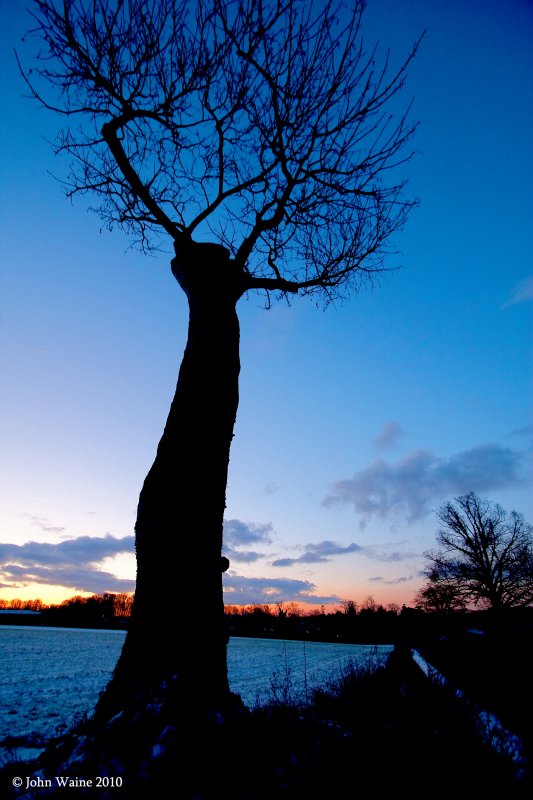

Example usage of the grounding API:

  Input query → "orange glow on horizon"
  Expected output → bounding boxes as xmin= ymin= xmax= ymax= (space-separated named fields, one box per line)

xmin=0 ymin=583 xmax=94 ymax=606
xmin=0 ymin=579 xmax=420 ymax=611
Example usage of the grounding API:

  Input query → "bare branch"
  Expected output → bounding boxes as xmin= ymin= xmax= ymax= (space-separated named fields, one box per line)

xmin=423 ymin=493 xmax=533 ymax=610
xmin=102 ymin=116 xmax=182 ymax=239
xmin=22 ymin=0 xmax=422 ymax=291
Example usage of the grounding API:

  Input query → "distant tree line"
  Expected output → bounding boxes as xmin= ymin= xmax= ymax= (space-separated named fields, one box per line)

xmin=0 ymin=597 xmax=47 ymax=611
xmin=2 ymin=587 xmax=532 ymax=643
xmin=226 ymin=597 xmax=406 ymax=644
xmin=0 ymin=592 xmax=134 ymax=628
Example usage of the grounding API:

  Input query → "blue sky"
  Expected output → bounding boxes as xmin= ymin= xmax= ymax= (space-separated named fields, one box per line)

xmin=1 ymin=0 xmax=531 ymax=609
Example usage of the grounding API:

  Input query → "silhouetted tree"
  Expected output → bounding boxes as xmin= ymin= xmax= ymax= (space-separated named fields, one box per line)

xmin=60 ymin=594 xmax=87 ymax=607
xmin=284 ymin=601 xmax=303 ymax=617
xmin=360 ymin=594 xmax=378 ymax=613
xmin=413 ymin=572 xmax=466 ymax=613
xmin=423 ymin=492 xmax=533 ymax=611
xmin=21 ymin=0 xmax=420 ymax=723
xmin=340 ymin=599 xmax=358 ymax=616
xmin=113 ymin=592 xmax=134 ymax=617
xmin=7 ymin=598 xmax=25 ymax=609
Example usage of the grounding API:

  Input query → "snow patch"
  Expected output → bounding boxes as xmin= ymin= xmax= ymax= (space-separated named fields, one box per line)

xmin=411 ymin=649 xmax=528 ymax=778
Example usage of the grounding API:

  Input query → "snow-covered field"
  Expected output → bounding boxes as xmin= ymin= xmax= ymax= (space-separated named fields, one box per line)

xmin=0 ymin=627 xmax=126 ymax=755
xmin=0 ymin=626 xmax=392 ymax=760
xmin=229 ymin=636 xmax=391 ymax=707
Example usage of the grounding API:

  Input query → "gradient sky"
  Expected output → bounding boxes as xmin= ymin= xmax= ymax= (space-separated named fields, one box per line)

xmin=1 ymin=0 xmax=532 ymax=610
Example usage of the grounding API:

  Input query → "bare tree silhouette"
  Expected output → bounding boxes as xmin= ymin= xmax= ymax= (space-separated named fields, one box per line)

xmin=21 ymin=0 xmax=421 ymax=720
xmin=423 ymin=492 xmax=533 ymax=611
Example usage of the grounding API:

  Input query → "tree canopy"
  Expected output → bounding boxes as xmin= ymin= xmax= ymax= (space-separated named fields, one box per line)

xmin=422 ymin=492 xmax=533 ymax=611
xmin=22 ymin=0 xmax=420 ymax=303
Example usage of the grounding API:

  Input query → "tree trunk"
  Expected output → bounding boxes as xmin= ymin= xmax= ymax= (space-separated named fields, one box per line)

xmin=12 ymin=244 xmax=250 ymax=796
xmin=99 ymin=241 xmax=245 ymax=718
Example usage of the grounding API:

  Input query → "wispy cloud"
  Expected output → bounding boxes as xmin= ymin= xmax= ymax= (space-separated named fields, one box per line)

xmin=0 ymin=536 xmax=134 ymax=566
xmin=508 ymin=424 xmax=533 ymax=443
xmin=222 ymin=519 xmax=273 ymax=565
xmin=0 ymin=535 xmax=135 ymax=594
xmin=2 ymin=563 xmax=135 ymax=594
xmin=262 ymin=482 xmax=280 ymax=495
xmin=223 ymin=519 xmax=273 ymax=546
xmin=223 ymin=546 xmax=264 ymax=564
xmin=223 ymin=573 xmax=340 ymax=605
xmin=324 ymin=443 xmax=528 ymax=521
xmin=361 ymin=546 xmax=419 ymax=563
xmin=368 ymin=575 xmax=413 ymax=585
xmin=271 ymin=540 xmax=362 ymax=567
xmin=504 ymin=276 xmax=533 ymax=307
xmin=21 ymin=514 xmax=66 ymax=535
xmin=373 ymin=421 xmax=404 ymax=451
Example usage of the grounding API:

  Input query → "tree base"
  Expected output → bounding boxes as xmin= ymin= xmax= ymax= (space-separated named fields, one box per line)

xmin=4 ymin=675 xmax=246 ymax=799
